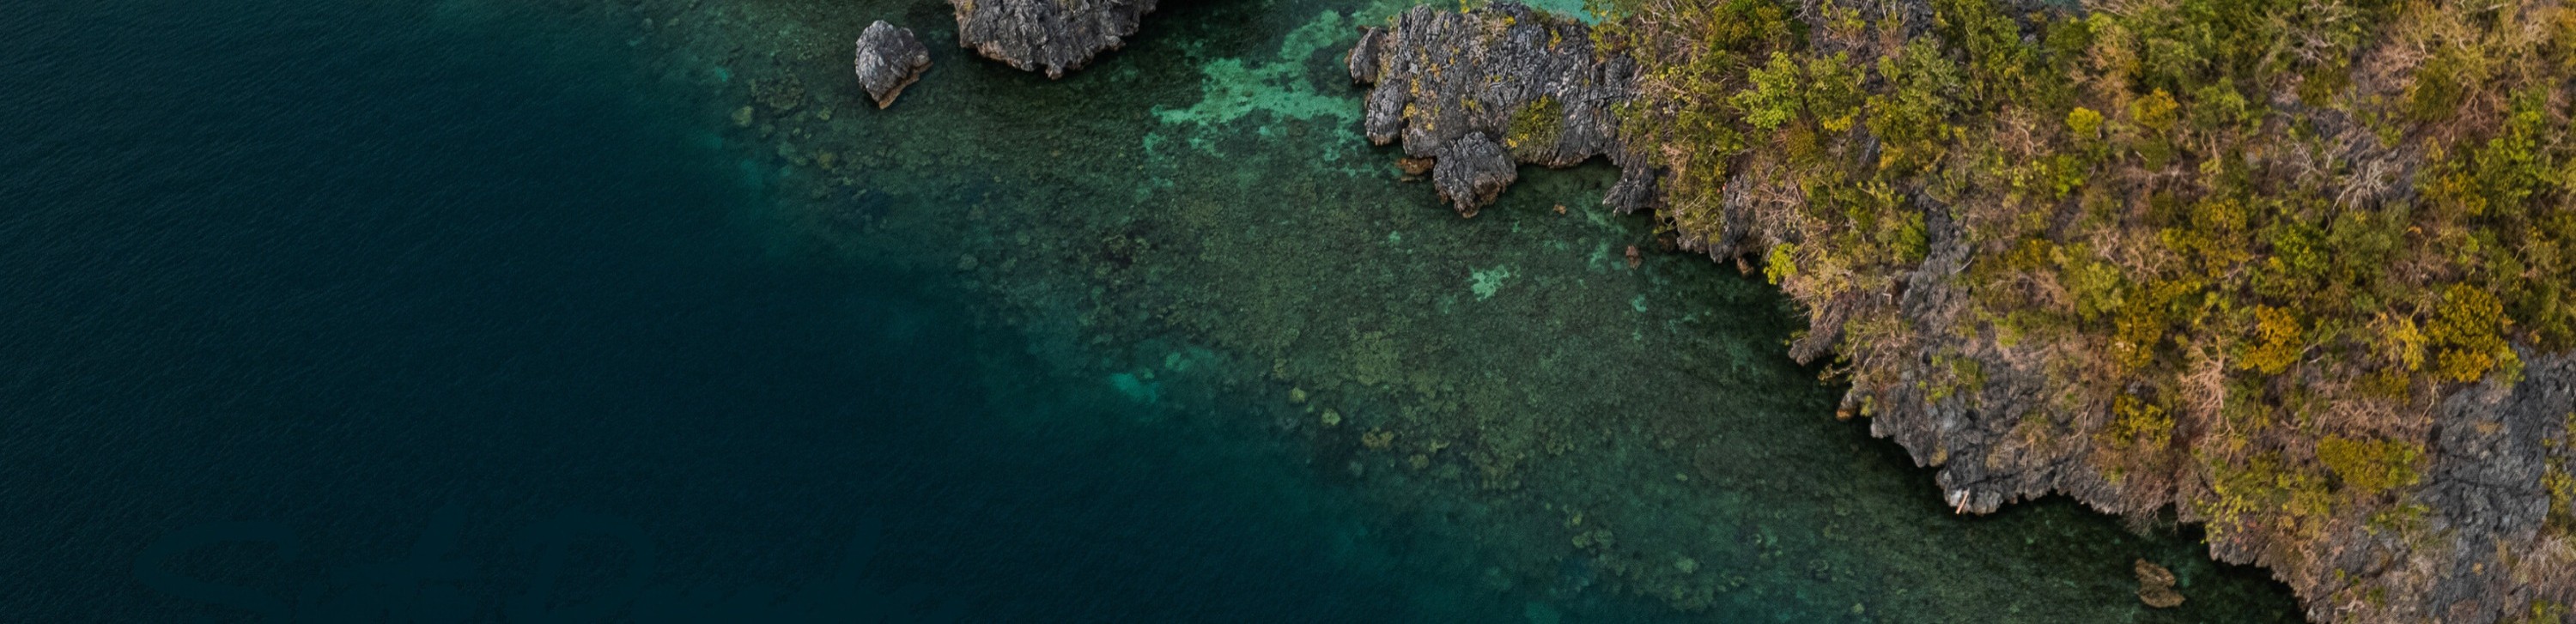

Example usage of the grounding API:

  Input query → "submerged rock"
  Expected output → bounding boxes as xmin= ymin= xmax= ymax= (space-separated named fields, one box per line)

xmin=750 ymin=75 xmax=807 ymax=112
xmin=1347 ymin=3 xmax=1657 ymax=216
xmin=947 ymin=0 xmax=1157 ymax=79
xmin=854 ymin=21 xmax=931 ymax=109
xmin=2134 ymin=560 xmax=2183 ymax=609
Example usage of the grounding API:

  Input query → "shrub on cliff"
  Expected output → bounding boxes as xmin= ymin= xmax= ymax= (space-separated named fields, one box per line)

xmin=1586 ymin=0 xmax=2576 ymax=618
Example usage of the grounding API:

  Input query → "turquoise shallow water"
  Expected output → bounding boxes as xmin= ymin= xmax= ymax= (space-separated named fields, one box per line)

xmin=1 ymin=0 xmax=2303 ymax=621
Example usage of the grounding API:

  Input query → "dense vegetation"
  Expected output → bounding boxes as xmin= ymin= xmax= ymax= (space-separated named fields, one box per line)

xmin=1581 ymin=0 xmax=2576 ymax=617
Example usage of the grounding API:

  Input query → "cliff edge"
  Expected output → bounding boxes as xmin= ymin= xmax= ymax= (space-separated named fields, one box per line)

xmin=1356 ymin=2 xmax=2576 ymax=621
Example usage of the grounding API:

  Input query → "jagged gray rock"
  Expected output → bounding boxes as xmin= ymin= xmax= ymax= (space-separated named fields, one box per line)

xmin=2402 ymin=351 xmax=2576 ymax=621
xmin=1347 ymin=3 xmax=1657 ymax=217
xmin=1850 ymin=197 xmax=2576 ymax=624
xmin=1430 ymin=134 xmax=1514 ymax=215
xmin=947 ymin=0 xmax=1156 ymax=79
xmin=854 ymin=21 xmax=931 ymax=109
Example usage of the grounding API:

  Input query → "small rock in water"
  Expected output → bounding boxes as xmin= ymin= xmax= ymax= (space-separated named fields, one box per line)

xmin=2135 ymin=559 xmax=2184 ymax=608
xmin=854 ymin=21 xmax=932 ymax=109
xmin=731 ymin=105 xmax=754 ymax=128
xmin=1349 ymin=3 xmax=1660 ymax=215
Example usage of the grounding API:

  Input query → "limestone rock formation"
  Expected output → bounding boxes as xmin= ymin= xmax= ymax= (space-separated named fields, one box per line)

xmin=1856 ymin=209 xmax=2576 ymax=623
xmin=1346 ymin=3 xmax=1657 ymax=217
xmin=1358 ymin=3 xmax=2576 ymax=622
xmin=854 ymin=21 xmax=931 ymax=109
xmin=947 ymin=0 xmax=1156 ymax=79
xmin=1855 ymin=202 xmax=2576 ymax=623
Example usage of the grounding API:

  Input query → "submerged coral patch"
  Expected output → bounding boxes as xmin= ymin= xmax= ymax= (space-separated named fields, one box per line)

xmin=1152 ymin=10 xmax=1363 ymax=128
xmin=1468 ymin=264 xmax=1513 ymax=300
xmin=1109 ymin=372 xmax=1160 ymax=403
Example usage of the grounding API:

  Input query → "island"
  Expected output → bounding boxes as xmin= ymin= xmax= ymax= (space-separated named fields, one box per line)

xmin=1352 ymin=2 xmax=2576 ymax=621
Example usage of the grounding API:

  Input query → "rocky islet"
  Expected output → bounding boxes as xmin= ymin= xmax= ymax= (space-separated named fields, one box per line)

xmin=853 ymin=21 xmax=930 ymax=108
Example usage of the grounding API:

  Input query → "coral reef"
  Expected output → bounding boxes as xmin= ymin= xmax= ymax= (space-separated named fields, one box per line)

xmin=749 ymin=74 xmax=805 ymax=112
xmin=854 ymin=21 xmax=930 ymax=109
xmin=1346 ymin=3 xmax=1657 ymax=217
xmin=574 ymin=0 xmax=2318 ymax=620
xmin=947 ymin=0 xmax=1157 ymax=79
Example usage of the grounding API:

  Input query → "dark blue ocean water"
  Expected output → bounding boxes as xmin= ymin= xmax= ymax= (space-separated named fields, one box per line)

xmin=0 ymin=2 xmax=1492 ymax=621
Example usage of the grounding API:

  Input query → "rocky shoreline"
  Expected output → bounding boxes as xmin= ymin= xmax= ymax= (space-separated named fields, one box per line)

xmin=1351 ymin=3 xmax=2576 ymax=622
